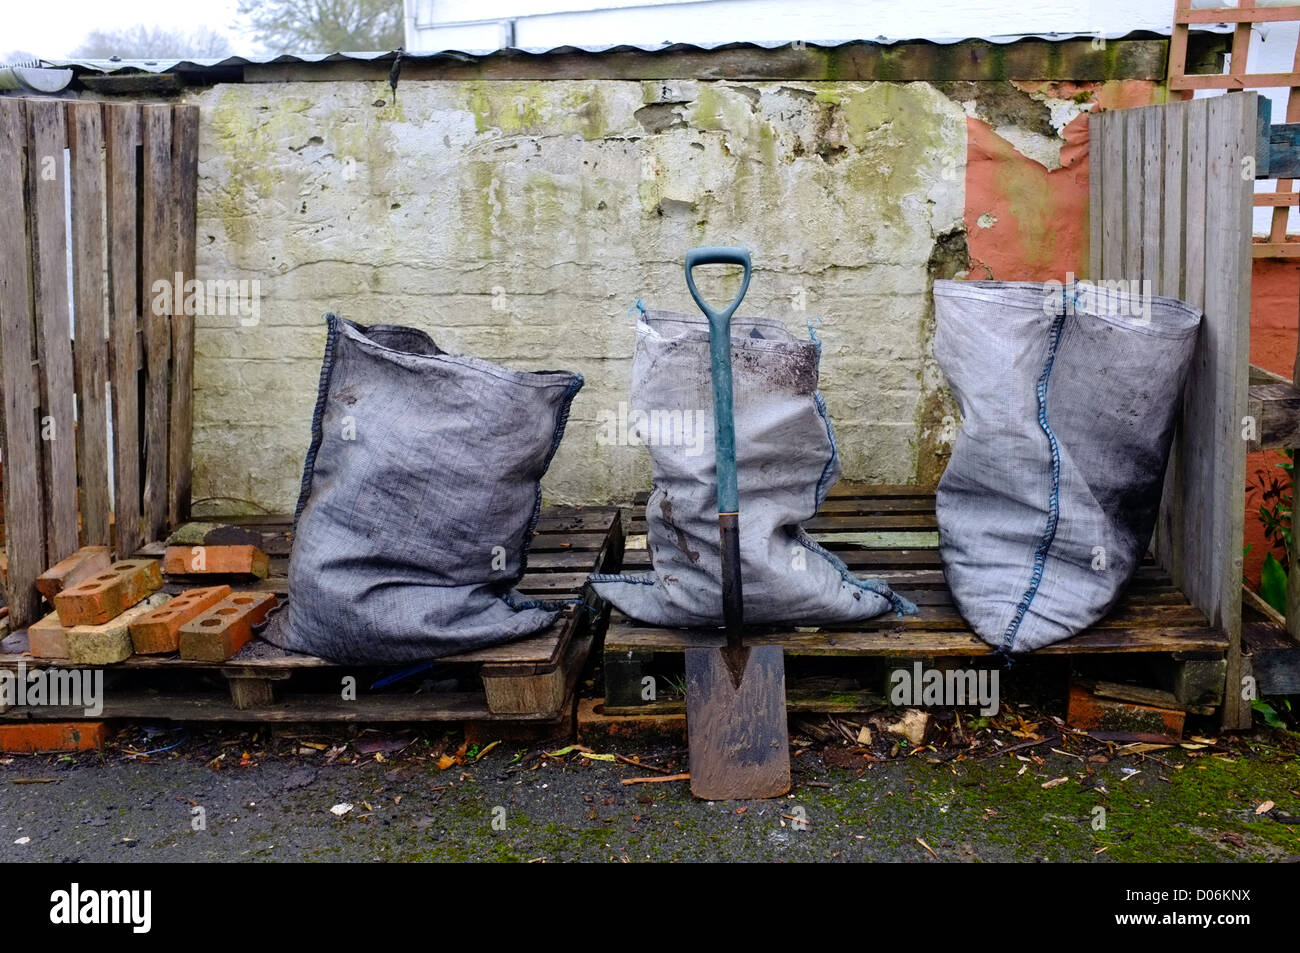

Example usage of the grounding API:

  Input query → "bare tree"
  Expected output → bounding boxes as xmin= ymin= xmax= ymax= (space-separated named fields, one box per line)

xmin=238 ymin=0 xmax=403 ymax=53
xmin=71 ymin=26 xmax=233 ymax=59
xmin=2 ymin=50 xmax=40 ymax=66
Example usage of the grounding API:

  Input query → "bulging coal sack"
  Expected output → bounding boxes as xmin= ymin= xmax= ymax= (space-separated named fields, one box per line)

xmin=591 ymin=309 xmax=914 ymax=626
xmin=263 ymin=314 xmax=583 ymax=663
xmin=934 ymin=280 xmax=1201 ymax=653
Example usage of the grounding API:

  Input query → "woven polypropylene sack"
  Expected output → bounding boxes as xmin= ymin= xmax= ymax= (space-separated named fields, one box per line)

xmin=262 ymin=314 xmax=583 ymax=663
xmin=934 ymin=280 xmax=1201 ymax=653
xmin=590 ymin=309 xmax=913 ymax=626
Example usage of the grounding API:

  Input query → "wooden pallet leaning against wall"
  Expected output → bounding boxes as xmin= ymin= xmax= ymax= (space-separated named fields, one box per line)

xmin=0 ymin=98 xmax=199 ymax=629
xmin=1090 ymin=93 xmax=1261 ymax=729
xmin=0 ymin=506 xmax=623 ymax=728
xmin=602 ymin=486 xmax=1229 ymax=716
xmin=1170 ymin=9 xmax=1300 ymax=699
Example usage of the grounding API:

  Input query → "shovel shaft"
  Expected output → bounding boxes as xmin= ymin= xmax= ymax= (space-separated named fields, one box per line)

xmin=718 ymin=512 xmax=743 ymax=645
xmin=685 ymin=247 xmax=752 ymax=638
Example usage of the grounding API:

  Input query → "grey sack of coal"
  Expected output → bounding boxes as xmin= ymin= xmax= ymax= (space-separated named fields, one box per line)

xmin=590 ymin=309 xmax=914 ymax=626
xmin=261 ymin=313 xmax=583 ymax=664
xmin=933 ymin=280 xmax=1201 ymax=653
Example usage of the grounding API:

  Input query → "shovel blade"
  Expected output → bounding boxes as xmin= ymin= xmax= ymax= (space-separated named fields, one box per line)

xmin=685 ymin=644 xmax=790 ymax=800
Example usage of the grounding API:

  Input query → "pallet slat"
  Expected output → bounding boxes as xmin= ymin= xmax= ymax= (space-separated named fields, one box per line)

xmin=68 ymin=101 xmax=113 ymax=547
xmin=106 ymin=103 xmax=142 ymax=558
xmin=0 ymin=100 xmax=46 ymax=626
xmin=140 ymin=104 xmax=173 ymax=542
xmin=605 ymin=620 xmax=1228 ymax=657
xmin=168 ymin=105 xmax=199 ymax=528
xmin=27 ymin=99 xmax=80 ymax=564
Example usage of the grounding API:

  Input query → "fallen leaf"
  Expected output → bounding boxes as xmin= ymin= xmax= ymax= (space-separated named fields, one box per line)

xmin=436 ymin=754 xmax=456 ymax=770
xmin=1256 ymin=800 xmax=1275 ymax=815
xmin=355 ymin=735 xmax=410 ymax=756
xmin=475 ymin=741 xmax=499 ymax=762
xmin=330 ymin=803 xmax=353 ymax=817
xmin=1041 ymin=777 xmax=1069 ymax=789
xmin=916 ymin=837 xmax=938 ymax=859
xmin=1010 ymin=716 xmax=1042 ymax=740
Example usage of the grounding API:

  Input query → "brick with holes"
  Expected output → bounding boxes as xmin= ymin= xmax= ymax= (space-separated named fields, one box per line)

xmin=35 ymin=546 xmax=113 ymax=600
xmin=178 ymin=592 xmax=276 ymax=661
xmin=53 ymin=560 xmax=163 ymax=627
xmin=128 ymin=585 xmax=232 ymax=654
xmin=162 ymin=545 xmax=269 ymax=578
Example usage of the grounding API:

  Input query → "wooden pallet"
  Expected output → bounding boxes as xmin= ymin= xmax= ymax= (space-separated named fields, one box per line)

xmin=0 ymin=506 xmax=623 ymax=726
xmin=602 ymin=484 xmax=1229 ymax=714
xmin=0 ymin=99 xmax=200 ymax=632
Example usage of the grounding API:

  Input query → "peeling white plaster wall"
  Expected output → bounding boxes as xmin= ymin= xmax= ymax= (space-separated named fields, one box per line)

xmin=184 ymin=79 xmax=967 ymax=513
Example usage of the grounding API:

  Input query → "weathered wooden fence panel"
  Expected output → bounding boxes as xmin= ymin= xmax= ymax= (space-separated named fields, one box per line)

xmin=1088 ymin=93 xmax=1256 ymax=729
xmin=0 ymin=98 xmax=198 ymax=627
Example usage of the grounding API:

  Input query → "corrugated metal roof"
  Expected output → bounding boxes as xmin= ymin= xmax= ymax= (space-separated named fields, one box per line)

xmin=36 ymin=29 xmax=1221 ymax=75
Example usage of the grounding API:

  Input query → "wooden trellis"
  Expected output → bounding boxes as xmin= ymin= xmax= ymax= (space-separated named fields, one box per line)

xmin=0 ymin=98 xmax=198 ymax=628
xmin=1169 ymin=0 xmax=1300 ymax=255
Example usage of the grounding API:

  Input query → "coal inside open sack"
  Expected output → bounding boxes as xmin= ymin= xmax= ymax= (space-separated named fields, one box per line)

xmin=262 ymin=313 xmax=583 ymax=664
xmin=934 ymin=280 xmax=1201 ymax=653
xmin=591 ymin=309 xmax=914 ymax=626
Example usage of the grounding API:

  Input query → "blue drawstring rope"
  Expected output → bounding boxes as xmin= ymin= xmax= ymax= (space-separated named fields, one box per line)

xmin=805 ymin=315 xmax=822 ymax=345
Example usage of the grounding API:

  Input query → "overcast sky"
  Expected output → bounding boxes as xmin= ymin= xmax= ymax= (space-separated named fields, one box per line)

xmin=3 ymin=0 xmax=248 ymax=59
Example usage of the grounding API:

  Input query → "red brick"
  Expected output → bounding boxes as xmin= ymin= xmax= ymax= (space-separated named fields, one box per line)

xmin=1067 ymin=684 xmax=1185 ymax=739
xmin=35 ymin=546 xmax=112 ymax=600
xmin=575 ymin=697 xmax=687 ymax=748
xmin=178 ymin=592 xmax=276 ymax=661
xmin=0 ymin=721 xmax=109 ymax=753
xmin=163 ymin=545 xmax=269 ymax=578
xmin=28 ymin=610 xmax=71 ymax=659
xmin=53 ymin=559 xmax=162 ymax=626
xmin=128 ymin=585 xmax=232 ymax=654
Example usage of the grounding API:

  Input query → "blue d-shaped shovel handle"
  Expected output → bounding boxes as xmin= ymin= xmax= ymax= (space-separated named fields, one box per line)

xmin=685 ymin=247 xmax=751 ymax=516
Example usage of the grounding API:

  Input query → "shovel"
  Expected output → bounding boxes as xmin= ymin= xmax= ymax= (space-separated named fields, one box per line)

xmin=682 ymin=247 xmax=791 ymax=801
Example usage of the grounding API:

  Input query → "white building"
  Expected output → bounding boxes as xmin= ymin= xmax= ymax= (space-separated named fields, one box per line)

xmin=402 ymin=0 xmax=1174 ymax=52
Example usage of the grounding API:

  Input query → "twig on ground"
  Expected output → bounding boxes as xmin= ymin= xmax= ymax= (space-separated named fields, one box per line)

xmin=621 ymin=773 xmax=690 ymax=785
